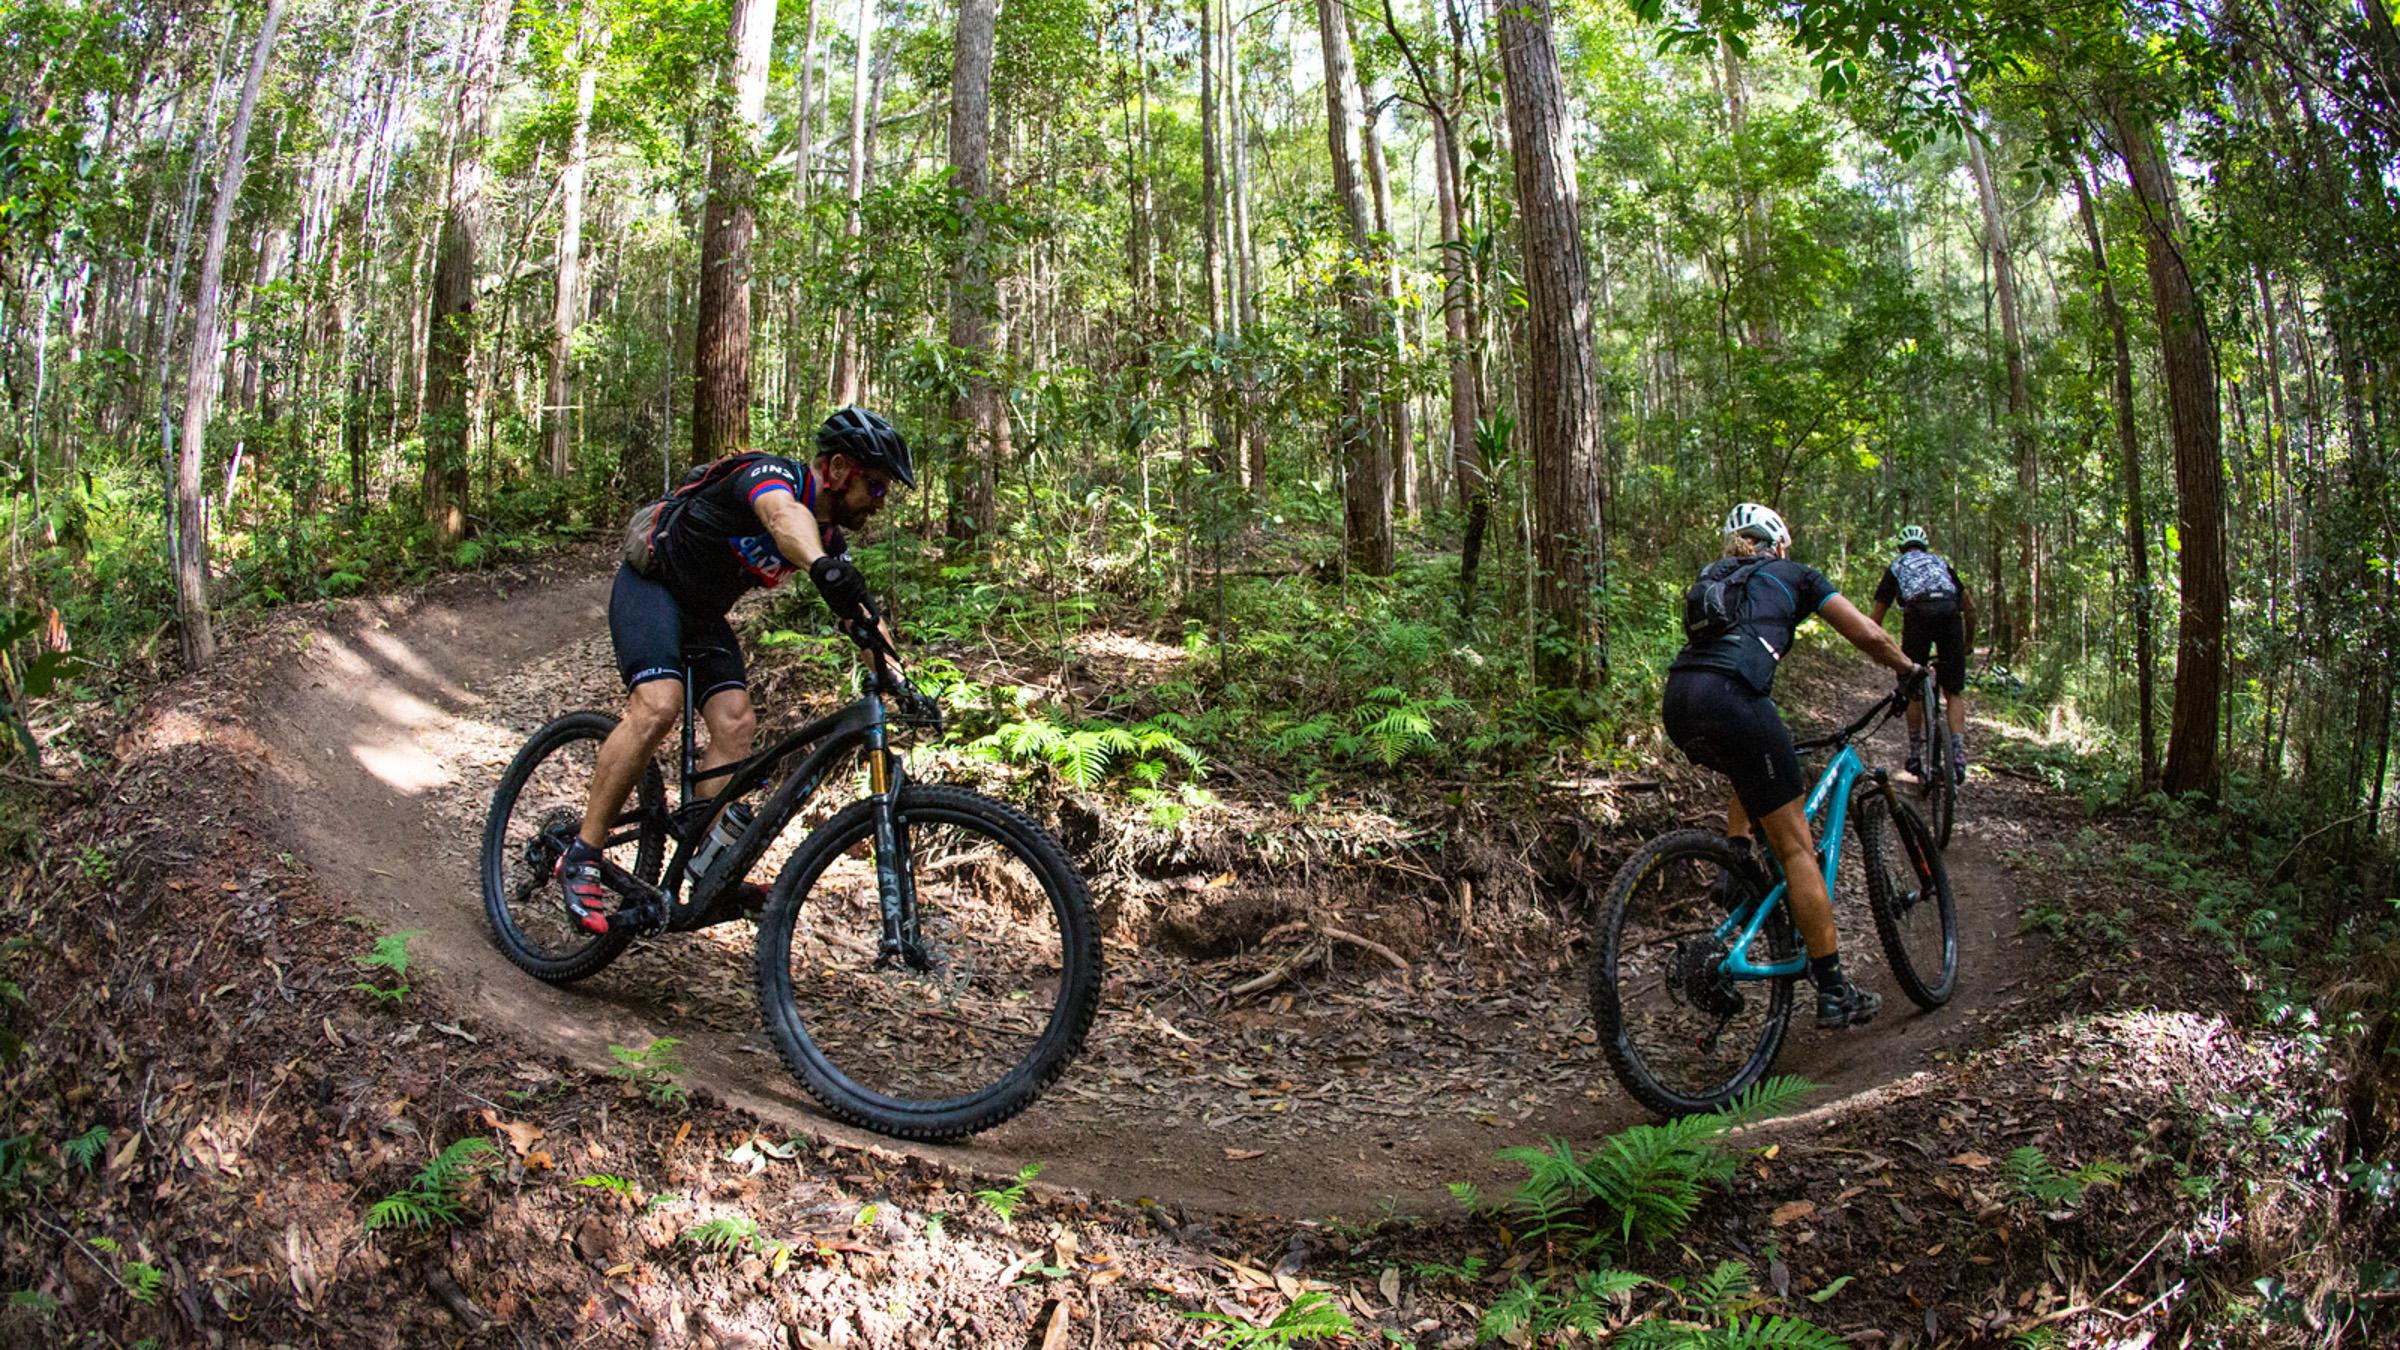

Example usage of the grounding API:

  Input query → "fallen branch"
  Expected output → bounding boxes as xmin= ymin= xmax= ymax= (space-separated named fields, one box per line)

xmin=1221 ymin=943 xmax=1327 ymax=1002
xmin=1320 ymin=926 xmax=1409 ymax=973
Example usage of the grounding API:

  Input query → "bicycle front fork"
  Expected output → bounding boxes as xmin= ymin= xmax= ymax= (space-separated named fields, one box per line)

xmin=867 ymin=741 xmax=930 ymax=972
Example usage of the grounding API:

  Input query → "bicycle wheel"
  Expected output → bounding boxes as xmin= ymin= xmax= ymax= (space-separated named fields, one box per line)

xmin=1922 ymin=685 xmax=1957 ymax=846
xmin=480 ymin=711 xmax=665 ymax=982
xmin=1856 ymin=789 xmax=1957 ymax=1009
xmin=1590 ymin=829 xmax=1797 ymax=1118
xmin=754 ymin=784 xmax=1100 ymax=1141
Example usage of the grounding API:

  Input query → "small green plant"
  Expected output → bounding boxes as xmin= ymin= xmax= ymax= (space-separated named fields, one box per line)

xmin=351 ymin=929 xmax=423 ymax=1004
xmin=5 ymin=1288 xmax=59 ymax=1318
xmin=74 ymin=845 xmax=111 ymax=883
xmin=122 ymin=1262 xmax=164 ymax=1305
xmin=1480 ymin=1268 xmax=1646 ymax=1342
xmin=575 ymin=1173 xmax=641 ymax=1202
xmin=974 ymin=1162 xmax=1041 ymax=1222
xmin=62 ymin=1125 xmax=107 ymax=1172
xmin=972 ymin=710 xmax=1202 ymax=790
xmin=1495 ymin=1076 xmax=1815 ymax=1254
xmin=681 ymin=1215 xmax=759 ymax=1254
xmin=1185 ymin=1290 xmax=1356 ymax=1346
xmin=607 ymin=1038 xmax=688 ymax=1106
xmin=2004 ymin=1146 xmax=2128 ymax=1209
xmin=365 ymin=1137 xmax=494 ymax=1230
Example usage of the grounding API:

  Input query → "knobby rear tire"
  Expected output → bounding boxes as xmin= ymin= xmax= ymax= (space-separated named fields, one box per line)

xmin=1590 ymin=829 xmax=1797 ymax=1119
xmin=480 ymin=711 xmax=663 ymax=983
xmin=1924 ymin=687 xmax=1957 ymax=847
xmin=753 ymin=785 xmax=1099 ymax=1142
xmin=1857 ymin=791 xmax=1958 ymax=1009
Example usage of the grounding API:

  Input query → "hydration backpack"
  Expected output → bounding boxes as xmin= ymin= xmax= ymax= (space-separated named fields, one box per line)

xmin=620 ymin=451 xmax=780 ymax=577
xmin=1682 ymin=559 xmax=1769 ymax=643
xmin=1890 ymin=548 xmax=1957 ymax=607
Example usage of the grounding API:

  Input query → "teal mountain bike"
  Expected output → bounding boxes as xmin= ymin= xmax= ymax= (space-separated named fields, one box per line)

xmin=1591 ymin=684 xmax=1959 ymax=1117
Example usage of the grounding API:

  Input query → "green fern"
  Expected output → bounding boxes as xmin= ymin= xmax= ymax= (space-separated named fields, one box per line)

xmin=681 ymin=1215 xmax=759 ymax=1254
xmin=1691 ymin=1260 xmax=1759 ymax=1321
xmin=974 ymin=1162 xmax=1041 ymax=1223
xmin=121 ymin=1262 xmax=164 ymax=1305
xmin=62 ymin=1125 xmax=107 ymax=1172
xmin=1185 ymin=1290 xmax=1355 ymax=1346
xmin=607 ymin=1038 xmax=688 ymax=1106
xmin=2004 ymin=1146 xmax=2128 ymax=1208
xmin=6 ymin=1288 xmax=59 ymax=1317
xmin=575 ymin=1173 xmax=642 ymax=1202
xmin=1702 ymin=1314 xmax=1853 ymax=1349
xmin=365 ymin=1137 xmax=494 ymax=1231
xmin=352 ymin=929 xmax=423 ymax=1003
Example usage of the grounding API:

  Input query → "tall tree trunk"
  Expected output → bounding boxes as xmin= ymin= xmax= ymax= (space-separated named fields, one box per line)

xmin=693 ymin=0 xmax=779 ymax=462
xmin=422 ymin=0 xmax=509 ymax=543
xmin=1966 ymin=124 xmax=2038 ymax=653
xmin=1349 ymin=34 xmax=1413 ymax=519
xmin=2110 ymin=103 xmax=2226 ymax=796
xmin=944 ymin=0 xmax=1002 ymax=541
xmin=1498 ymin=0 xmax=1606 ymax=687
xmin=1316 ymin=0 xmax=1393 ymax=575
xmin=545 ymin=0 xmax=602 ymax=475
xmin=1435 ymin=113 xmax=1489 ymax=607
xmin=1227 ymin=0 xmax=1263 ymax=487
xmin=1199 ymin=0 xmax=1228 ymax=474
xmin=2074 ymin=159 xmax=2158 ymax=791
xmin=176 ymin=0 xmax=287 ymax=669
xmin=832 ymin=0 xmax=878 ymax=405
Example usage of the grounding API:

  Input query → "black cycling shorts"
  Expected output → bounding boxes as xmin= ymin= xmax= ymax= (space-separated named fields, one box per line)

xmin=608 ymin=565 xmax=747 ymax=701
xmin=1901 ymin=607 xmax=1967 ymax=696
xmin=1663 ymin=669 xmax=1807 ymax=820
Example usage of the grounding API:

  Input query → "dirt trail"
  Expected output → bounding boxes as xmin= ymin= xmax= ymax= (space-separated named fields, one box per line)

xmin=244 ymin=563 xmax=2044 ymax=1218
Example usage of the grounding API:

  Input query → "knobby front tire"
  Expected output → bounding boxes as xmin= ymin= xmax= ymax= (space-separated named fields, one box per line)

xmin=754 ymin=785 xmax=1099 ymax=1142
xmin=1857 ymin=791 xmax=1958 ymax=1009
xmin=1590 ymin=829 xmax=1797 ymax=1119
xmin=1924 ymin=693 xmax=1958 ymax=847
xmin=480 ymin=711 xmax=664 ymax=983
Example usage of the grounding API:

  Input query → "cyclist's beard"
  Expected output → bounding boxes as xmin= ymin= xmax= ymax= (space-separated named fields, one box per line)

xmin=826 ymin=496 xmax=875 ymax=531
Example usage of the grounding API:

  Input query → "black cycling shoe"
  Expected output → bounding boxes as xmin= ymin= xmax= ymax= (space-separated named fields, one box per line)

xmin=1951 ymin=745 xmax=1968 ymax=787
xmin=1815 ymin=977 xmax=1882 ymax=1029
xmin=1905 ymin=752 xmax=1925 ymax=781
xmin=555 ymin=839 xmax=614 ymax=935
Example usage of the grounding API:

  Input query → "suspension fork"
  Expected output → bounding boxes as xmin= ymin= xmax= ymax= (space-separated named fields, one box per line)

xmin=866 ymin=719 xmax=927 ymax=971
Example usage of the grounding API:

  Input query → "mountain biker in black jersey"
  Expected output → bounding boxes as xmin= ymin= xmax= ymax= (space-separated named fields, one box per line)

xmin=1869 ymin=525 xmax=1975 ymax=786
xmin=1661 ymin=503 xmax=1930 ymax=1029
xmin=555 ymin=407 xmax=915 ymax=935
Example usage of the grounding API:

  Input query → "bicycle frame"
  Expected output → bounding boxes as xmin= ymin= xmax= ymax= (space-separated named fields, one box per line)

xmin=1713 ymin=693 xmax=1904 ymax=981
xmin=589 ymin=648 xmax=928 ymax=941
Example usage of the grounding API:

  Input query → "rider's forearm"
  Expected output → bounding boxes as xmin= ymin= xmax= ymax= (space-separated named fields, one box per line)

xmin=1822 ymin=596 xmax=1915 ymax=674
xmin=756 ymin=492 xmax=829 ymax=568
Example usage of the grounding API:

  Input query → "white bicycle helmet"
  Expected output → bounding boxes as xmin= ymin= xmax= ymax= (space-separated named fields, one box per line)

xmin=1722 ymin=502 xmax=1790 ymax=550
xmin=1897 ymin=523 xmax=1929 ymax=549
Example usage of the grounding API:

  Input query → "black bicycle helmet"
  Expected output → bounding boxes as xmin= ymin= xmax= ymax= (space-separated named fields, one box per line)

xmin=815 ymin=406 xmax=915 ymax=488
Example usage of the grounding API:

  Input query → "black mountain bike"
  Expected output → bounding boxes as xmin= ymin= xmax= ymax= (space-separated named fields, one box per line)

xmin=480 ymin=633 xmax=1100 ymax=1141
xmin=1917 ymin=670 xmax=1958 ymax=847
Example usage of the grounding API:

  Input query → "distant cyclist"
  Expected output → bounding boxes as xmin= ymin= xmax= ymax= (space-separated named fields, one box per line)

xmin=556 ymin=407 xmax=914 ymax=935
xmin=1869 ymin=525 xmax=1974 ymax=786
xmin=1662 ymin=503 xmax=1928 ymax=1029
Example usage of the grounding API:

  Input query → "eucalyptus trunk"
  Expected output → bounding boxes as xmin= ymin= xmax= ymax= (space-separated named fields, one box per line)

xmin=944 ymin=0 xmax=1003 ymax=541
xmin=422 ymin=0 xmax=510 ymax=543
xmin=692 ymin=0 xmax=780 ymax=463
xmin=544 ymin=0 xmax=602 ymax=475
xmin=1315 ymin=0 xmax=1393 ymax=575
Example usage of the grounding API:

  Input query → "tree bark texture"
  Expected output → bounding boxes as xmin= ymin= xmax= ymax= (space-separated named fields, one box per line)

xmin=2111 ymin=105 xmax=2227 ymax=796
xmin=1199 ymin=0 xmax=1228 ymax=473
xmin=2074 ymin=160 xmax=2158 ymax=791
xmin=692 ymin=0 xmax=779 ymax=463
xmin=1497 ymin=0 xmax=1606 ymax=688
xmin=832 ymin=0 xmax=878 ymax=405
xmin=1315 ymin=0 xmax=1393 ymax=575
xmin=176 ymin=0 xmax=286 ymax=669
xmin=944 ymin=0 xmax=1002 ymax=540
xmin=422 ymin=0 xmax=509 ymax=543
xmin=1966 ymin=126 xmax=2037 ymax=653
xmin=545 ymin=0 xmax=602 ymax=475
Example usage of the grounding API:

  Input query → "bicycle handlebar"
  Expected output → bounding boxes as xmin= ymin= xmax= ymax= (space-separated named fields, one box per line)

xmin=1792 ymin=671 xmax=1920 ymax=752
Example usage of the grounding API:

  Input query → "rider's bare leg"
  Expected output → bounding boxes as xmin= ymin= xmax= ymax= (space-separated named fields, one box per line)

xmin=696 ymin=687 xmax=758 ymax=801
xmin=578 ymin=680 xmax=682 ymax=850
xmin=1757 ymin=799 xmax=1838 ymax=959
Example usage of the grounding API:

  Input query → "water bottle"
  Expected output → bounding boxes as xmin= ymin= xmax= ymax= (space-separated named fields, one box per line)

xmin=688 ymin=802 xmax=754 ymax=889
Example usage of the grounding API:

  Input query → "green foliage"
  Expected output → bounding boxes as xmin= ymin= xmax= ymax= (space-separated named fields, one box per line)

xmin=121 ymin=1261 xmax=163 ymax=1305
xmin=1495 ymin=1077 xmax=1815 ymax=1254
xmin=2004 ymin=1146 xmax=2128 ymax=1210
xmin=72 ymin=845 xmax=110 ymax=883
xmin=1184 ymin=1291 xmax=1355 ymax=1346
xmin=607 ymin=1038 xmax=688 ymax=1106
xmin=680 ymin=1215 xmax=758 ymax=1254
xmin=971 ymin=708 xmax=1203 ymax=791
xmin=575 ymin=1173 xmax=641 ymax=1202
xmin=350 ymin=929 xmax=422 ymax=1004
xmin=364 ymin=1137 xmax=494 ymax=1231
xmin=61 ymin=1125 xmax=106 ymax=1172
xmin=974 ymin=1162 xmax=1041 ymax=1223
xmin=5 ymin=1288 xmax=59 ymax=1318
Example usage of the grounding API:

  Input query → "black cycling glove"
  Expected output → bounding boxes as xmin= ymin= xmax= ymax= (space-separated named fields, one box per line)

xmin=810 ymin=554 xmax=874 ymax=624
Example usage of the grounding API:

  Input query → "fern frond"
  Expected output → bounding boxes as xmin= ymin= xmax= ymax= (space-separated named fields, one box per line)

xmin=1712 ymin=1313 xmax=1851 ymax=1349
xmin=1718 ymin=1075 xmax=1817 ymax=1130
xmin=1477 ymin=1279 xmax=1542 ymax=1342
xmin=63 ymin=1125 xmax=108 ymax=1171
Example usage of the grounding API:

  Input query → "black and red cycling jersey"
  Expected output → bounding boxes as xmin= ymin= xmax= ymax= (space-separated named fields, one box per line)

xmin=651 ymin=455 xmax=820 ymax=614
